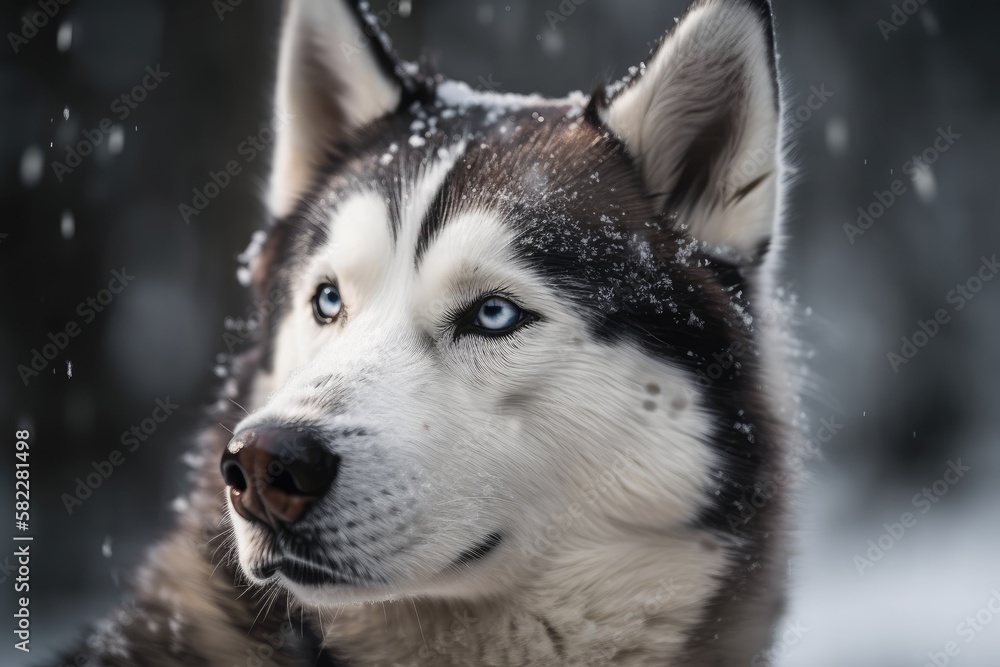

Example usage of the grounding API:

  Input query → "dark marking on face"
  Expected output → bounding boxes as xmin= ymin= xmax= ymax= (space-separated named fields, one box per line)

xmin=414 ymin=171 xmax=454 ymax=267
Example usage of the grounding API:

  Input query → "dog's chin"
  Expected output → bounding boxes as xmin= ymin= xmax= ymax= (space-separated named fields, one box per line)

xmin=238 ymin=558 xmax=414 ymax=606
xmin=280 ymin=578 xmax=393 ymax=606
xmin=279 ymin=569 xmax=504 ymax=608
xmin=235 ymin=531 xmax=507 ymax=605
xmin=236 ymin=556 xmax=388 ymax=602
xmin=228 ymin=503 xmax=505 ymax=595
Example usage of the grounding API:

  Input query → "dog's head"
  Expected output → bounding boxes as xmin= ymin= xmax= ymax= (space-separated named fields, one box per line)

xmin=222 ymin=0 xmax=786 ymax=606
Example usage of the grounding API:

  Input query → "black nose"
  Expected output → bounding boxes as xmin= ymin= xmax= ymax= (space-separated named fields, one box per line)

xmin=220 ymin=427 xmax=339 ymax=529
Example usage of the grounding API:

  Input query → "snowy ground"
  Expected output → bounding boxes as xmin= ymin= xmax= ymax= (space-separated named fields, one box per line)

xmin=775 ymin=457 xmax=1000 ymax=667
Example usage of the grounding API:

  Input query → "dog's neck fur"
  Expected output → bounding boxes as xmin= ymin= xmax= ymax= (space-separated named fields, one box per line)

xmin=318 ymin=534 xmax=727 ymax=666
xmin=309 ymin=510 xmax=789 ymax=667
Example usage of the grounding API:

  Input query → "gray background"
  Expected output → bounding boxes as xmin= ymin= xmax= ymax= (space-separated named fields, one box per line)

xmin=1 ymin=0 xmax=998 ymax=665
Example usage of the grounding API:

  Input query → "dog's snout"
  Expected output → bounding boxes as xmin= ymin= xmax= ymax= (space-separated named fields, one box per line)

xmin=221 ymin=427 xmax=340 ymax=529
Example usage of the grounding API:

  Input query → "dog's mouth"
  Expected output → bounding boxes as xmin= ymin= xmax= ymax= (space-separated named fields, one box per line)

xmin=251 ymin=532 xmax=503 ymax=588
xmin=254 ymin=558 xmax=364 ymax=587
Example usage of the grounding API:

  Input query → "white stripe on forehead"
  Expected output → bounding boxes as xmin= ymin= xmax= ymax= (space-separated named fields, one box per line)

xmin=318 ymin=142 xmax=470 ymax=306
xmin=392 ymin=140 xmax=468 ymax=267
xmin=413 ymin=209 xmax=514 ymax=319
xmin=326 ymin=191 xmax=393 ymax=295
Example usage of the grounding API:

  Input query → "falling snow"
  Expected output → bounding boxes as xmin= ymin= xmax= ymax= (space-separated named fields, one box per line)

xmin=236 ymin=230 xmax=267 ymax=287
xmin=910 ymin=159 xmax=937 ymax=202
xmin=108 ymin=125 xmax=125 ymax=154
xmin=61 ymin=210 xmax=75 ymax=239
xmin=57 ymin=22 xmax=73 ymax=52
xmin=20 ymin=145 xmax=43 ymax=187
xmin=826 ymin=116 xmax=849 ymax=155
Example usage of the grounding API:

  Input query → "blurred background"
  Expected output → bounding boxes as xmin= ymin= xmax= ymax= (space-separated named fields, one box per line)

xmin=1 ymin=1 xmax=998 ymax=665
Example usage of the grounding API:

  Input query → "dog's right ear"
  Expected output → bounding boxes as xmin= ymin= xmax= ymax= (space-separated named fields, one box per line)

xmin=269 ymin=0 xmax=414 ymax=217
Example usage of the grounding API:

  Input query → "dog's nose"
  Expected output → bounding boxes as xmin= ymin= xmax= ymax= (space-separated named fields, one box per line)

xmin=220 ymin=428 xmax=339 ymax=529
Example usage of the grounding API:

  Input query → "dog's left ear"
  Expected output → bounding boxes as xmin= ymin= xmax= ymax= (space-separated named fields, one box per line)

xmin=269 ymin=0 xmax=419 ymax=217
xmin=595 ymin=0 xmax=782 ymax=261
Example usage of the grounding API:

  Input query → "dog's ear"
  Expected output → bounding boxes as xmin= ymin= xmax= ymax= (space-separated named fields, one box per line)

xmin=594 ymin=0 xmax=782 ymax=261
xmin=269 ymin=0 xmax=416 ymax=217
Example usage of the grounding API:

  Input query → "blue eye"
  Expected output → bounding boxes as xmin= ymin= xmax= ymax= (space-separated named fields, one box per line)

xmin=312 ymin=284 xmax=342 ymax=323
xmin=474 ymin=297 xmax=523 ymax=332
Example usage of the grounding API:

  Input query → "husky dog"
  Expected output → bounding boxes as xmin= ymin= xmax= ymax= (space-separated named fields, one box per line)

xmin=60 ymin=0 xmax=800 ymax=664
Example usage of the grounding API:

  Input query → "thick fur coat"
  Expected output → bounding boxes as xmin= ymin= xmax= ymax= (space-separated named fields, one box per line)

xmin=56 ymin=1 xmax=801 ymax=665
